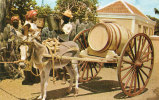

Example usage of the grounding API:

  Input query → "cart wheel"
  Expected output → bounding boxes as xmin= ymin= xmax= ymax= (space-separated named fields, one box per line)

xmin=73 ymin=29 xmax=103 ymax=82
xmin=118 ymin=33 xmax=154 ymax=96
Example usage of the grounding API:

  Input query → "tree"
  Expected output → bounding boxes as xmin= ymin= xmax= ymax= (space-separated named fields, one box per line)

xmin=8 ymin=0 xmax=37 ymax=24
xmin=0 ymin=0 xmax=7 ymax=32
xmin=54 ymin=0 xmax=98 ymax=23
xmin=154 ymin=8 xmax=159 ymax=14
xmin=35 ymin=5 xmax=53 ymax=18
xmin=147 ymin=15 xmax=159 ymax=35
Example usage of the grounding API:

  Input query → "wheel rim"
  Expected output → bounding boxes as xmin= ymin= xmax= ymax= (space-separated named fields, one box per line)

xmin=118 ymin=33 xmax=154 ymax=96
xmin=73 ymin=29 xmax=103 ymax=82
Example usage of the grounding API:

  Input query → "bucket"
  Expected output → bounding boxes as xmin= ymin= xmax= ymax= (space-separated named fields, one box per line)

xmin=88 ymin=23 xmax=132 ymax=54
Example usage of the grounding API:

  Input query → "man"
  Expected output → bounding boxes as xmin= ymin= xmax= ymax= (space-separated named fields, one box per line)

xmin=23 ymin=10 xmax=41 ymax=41
xmin=58 ymin=9 xmax=75 ymax=42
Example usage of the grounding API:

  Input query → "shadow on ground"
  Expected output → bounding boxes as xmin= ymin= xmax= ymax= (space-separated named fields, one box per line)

xmin=33 ymin=80 xmax=122 ymax=100
xmin=114 ymin=88 xmax=148 ymax=99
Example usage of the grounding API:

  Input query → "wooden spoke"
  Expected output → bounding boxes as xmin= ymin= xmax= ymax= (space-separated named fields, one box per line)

xmin=141 ymin=51 xmax=152 ymax=60
xmin=126 ymin=51 xmax=134 ymax=62
xmin=79 ymin=62 xmax=86 ymax=72
xmin=82 ymin=32 xmax=88 ymax=48
xmin=129 ymin=43 xmax=135 ymax=60
xmin=81 ymin=63 xmax=87 ymax=79
xmin=139 ymin=37 xmax=146 ymax=56
xmin=141 ymin=44 xmax=150 ymax=57
xmin=134 ymin=38 xmax=137 ymax=57
xmin=142 ymin=65 xmax=152 ymax=70
xmin=124 ymin=69 xmax=135 ymax=88
xmin=77 ymin=38 xmax=85 ymax=49
xmin=133 ymin=70 xmax=137 ymax=93
xmin=142 ymin=57 xmax=153 ymax=62
xmin=121 ymin=68 xmax=134 ymax=81
xmin=86 ymin=63 xmax=90 ymax=79
xmin=137 ymin=70 xmax=140 ymax=89
xmin=92 ymin=62 xmax=98 ymax=73
xmin=121 ymin=66 xmax=133 ymax=72
xmin=90 ymin=64 xmax=94 ymax=77
xmin=138 ymin=70 xmax=145 ymax=85
xmin=140 ymin=68 xmax=149 ymax=78
xmin=129 ymin=71 xmax=136 ymax=93
xmin=123 ymin=59 xmax=134 ymax=65
xmin=137 ymin=36 xmax=142 ymax=56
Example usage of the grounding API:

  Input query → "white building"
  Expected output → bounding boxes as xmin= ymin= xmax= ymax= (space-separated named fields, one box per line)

xmin=97 ymin=0 xmax=156 ymax=35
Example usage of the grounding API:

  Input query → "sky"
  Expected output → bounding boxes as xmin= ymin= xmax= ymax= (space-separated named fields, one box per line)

xmin=36 ymin=0 xmax=159 ymax=19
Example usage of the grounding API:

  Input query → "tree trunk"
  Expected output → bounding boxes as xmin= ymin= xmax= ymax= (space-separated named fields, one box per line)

xmin=0 ymin=0 xmax=7 ymax=32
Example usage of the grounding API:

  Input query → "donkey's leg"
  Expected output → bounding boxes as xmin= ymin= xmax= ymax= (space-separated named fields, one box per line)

xmin=42 ymin=66 xmax=51 ymax=100
xmin=65 ymin=66 xmax=74 ymax=93
xmin=38 ymin=69 xmax=45 ymax=99
xmin=71 ymin=60 xmax=79 ymax=95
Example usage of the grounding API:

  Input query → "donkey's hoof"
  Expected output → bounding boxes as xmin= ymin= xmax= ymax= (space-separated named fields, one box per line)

xmin=66 ymin=87 xmax=72 ymax=94
xmin=74 ymin=88 xmax=78 ymax=96
xmin=37 ymin=95 xmax=42 ymax=99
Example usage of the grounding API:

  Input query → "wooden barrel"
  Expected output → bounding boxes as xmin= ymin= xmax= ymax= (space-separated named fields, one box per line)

xmin=88 ymin=23 xmax=132 ymax=54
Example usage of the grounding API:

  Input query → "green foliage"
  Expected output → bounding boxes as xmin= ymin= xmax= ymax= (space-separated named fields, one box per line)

xmin=35 ymin=5 xmax=53 ymax=17
xmin=54 ymin=0 xmax=98 ymax=23
xmin=7 ymin=0 xmax=53 ymax=25
xmin=147 ymin=15 xmax=159 ymax=35
xmin=154 ymin=8 xmax=159 ymax=14
xmin=8 ymin=0 xmax=37 ymax=23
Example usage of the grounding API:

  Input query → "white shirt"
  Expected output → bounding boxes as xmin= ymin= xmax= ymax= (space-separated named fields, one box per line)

xmin=62 ymin=22 xmax=72 ymax=35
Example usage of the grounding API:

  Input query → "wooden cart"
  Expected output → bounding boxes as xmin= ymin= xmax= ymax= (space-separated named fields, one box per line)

xmin=26 ymin=22 xmax=153 ymax=97
xmin=70 ymin=23 xmax=154 ymax=97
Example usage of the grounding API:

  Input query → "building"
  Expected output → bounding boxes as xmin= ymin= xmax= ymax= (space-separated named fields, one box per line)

xmin=97 ymin=0 xmax=156 ymax=35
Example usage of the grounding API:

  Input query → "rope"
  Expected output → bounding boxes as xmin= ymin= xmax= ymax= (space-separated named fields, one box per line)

xmin=0 ymin=60 xmax=25 ymax=64
xmin=43 ymin=38 xmax=60 ymax=83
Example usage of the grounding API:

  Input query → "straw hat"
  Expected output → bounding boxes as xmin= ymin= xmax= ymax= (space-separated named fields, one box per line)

xmin=63 ymin=10 xmax=73 ymax=18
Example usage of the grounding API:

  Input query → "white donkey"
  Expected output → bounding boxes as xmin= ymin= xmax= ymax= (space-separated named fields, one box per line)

xmin=19 ymin=37 xmax=79 ymax=100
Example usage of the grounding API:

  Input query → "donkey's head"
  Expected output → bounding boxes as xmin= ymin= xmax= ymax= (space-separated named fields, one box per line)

xmin=19 ymin=36 xmax=34 ymax=68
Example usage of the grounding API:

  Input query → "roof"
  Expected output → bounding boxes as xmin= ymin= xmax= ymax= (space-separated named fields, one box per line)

xmin=97 ymin=0 xmax=150 ymax=20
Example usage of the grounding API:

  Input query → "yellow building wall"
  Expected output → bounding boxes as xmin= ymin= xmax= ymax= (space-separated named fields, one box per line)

xmin=99 ymin=17 xmax=155 ymax=36
xmin=99 ymin=18 xmax=133 ymax=31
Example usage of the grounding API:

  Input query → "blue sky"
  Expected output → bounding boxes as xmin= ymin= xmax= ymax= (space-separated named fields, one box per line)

xmin=36 ymin=0 xmax=159 ymax=19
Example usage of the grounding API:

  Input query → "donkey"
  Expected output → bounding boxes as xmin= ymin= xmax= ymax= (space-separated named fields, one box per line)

xmin=19 ymin=37 xmax=79 ymax=100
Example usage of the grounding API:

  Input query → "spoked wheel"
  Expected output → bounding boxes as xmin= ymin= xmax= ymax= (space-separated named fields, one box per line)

xmin=118 ymin=33 xmax=154 ymax=96
xmin=73 ymin=29 xmax=103 ymax=82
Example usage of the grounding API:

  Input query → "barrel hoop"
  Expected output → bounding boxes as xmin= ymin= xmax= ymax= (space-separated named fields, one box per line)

xmin=106 ymin=24 xmax=113 ymax=50
xmin=100 ymin=23 xmax=112 ymax=52
xmin=113 ymin=23 xmax=122 ymax=51
xmin=110 ymin=23 xmax=118 ymax=50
